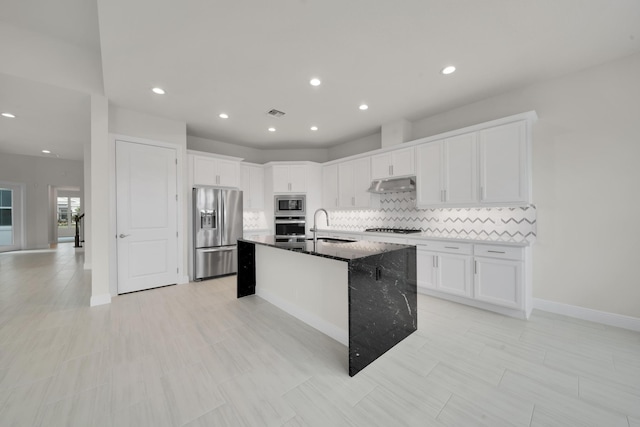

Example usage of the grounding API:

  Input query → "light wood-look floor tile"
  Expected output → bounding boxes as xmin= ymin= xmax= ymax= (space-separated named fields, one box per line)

xmin=1 ymin=243 xmax=639 ymax=426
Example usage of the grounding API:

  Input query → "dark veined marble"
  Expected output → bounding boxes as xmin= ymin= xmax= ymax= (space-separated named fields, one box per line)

xmin=237 ymin=236 xmax=417 ymax=376
xmin=348 ymin=247 xmax=417 ymax=376
xmin=237 ymin=240 xmax=255 ymax=298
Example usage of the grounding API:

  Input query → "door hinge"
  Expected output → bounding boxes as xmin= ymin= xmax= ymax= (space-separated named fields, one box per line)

xmin=175 ymin=194 xmax=178 ymax=201
xmin=177 ymin=267 xmax=179 ymax=273
xmin=176 ymin=231 xmax=178 ymax=237
xmin=175 ymin=158 xmax=178 ymax=165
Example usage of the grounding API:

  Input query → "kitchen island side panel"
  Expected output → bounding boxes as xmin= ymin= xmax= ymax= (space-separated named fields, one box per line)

xmin=348 ymin=246 xmax=417 ymax=376
xmin=237 ymin=240 xmax=256 ymax=297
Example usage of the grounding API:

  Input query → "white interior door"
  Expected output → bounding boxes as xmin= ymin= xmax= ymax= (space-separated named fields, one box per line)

xmin=116 ymin=140 xmax=178 ymax=294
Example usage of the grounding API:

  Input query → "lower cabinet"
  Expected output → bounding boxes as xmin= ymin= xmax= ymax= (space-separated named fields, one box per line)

xmin=416 ymin=241 xmax=528 ymax=318
xmin=474 ymin=257 xmax=523 ymax=310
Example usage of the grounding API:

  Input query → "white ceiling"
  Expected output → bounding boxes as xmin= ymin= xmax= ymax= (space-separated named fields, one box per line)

xmin=1 ymin=0 xmax=640 ymax=160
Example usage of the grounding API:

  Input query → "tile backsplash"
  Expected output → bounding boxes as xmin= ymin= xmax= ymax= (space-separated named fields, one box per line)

xmin=327 ymin=192 xmax=537 ymax=243
xmin=243 ymin=211 xmax=269 ymax=230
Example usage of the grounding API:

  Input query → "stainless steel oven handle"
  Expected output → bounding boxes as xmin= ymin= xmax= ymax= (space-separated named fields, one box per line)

xmin=275 ymin=220 xmax=306 ymax=224
xmin=198 ymin=247 xmax=235 ymax=253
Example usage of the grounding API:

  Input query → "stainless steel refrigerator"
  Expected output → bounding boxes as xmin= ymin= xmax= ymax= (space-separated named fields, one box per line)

xmin=193 ymin=187 xmax=243 ymax=280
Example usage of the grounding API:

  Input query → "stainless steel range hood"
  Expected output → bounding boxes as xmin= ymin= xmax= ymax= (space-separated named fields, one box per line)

xmin=367 ymin=177 xmax=416 ymax=194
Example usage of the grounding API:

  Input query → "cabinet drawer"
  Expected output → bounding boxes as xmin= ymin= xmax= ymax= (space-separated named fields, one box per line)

xmin=416 ymin=241 xmax=473 ymax=255
xmin=474 ymin=244 xmax=523 ymax=260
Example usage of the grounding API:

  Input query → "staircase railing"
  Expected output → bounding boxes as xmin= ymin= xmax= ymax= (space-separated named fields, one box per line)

xmin=74 ymin=213 xmax=85 ymax=248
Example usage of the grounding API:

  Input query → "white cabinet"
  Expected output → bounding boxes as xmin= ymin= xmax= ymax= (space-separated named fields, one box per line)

xmin=273 ymin=165 xmax=306 ymax=193
xmin=473 ymin=244 xmax=524 ymax=310
xmin=416 ymin=142 xmax=443 ymax=205
xmin=479 ymin=121 xmax=528 ymax=204
xmin=414 ymin=240 xmax=529 ymax=317
xmin=445 ymin=133 xmax=477 ymax=204
xmin=322 ymin=164 xmax=339 ymax=209
xmin=416 ymin=133 xmax=476 ymax=206
xmin=240 ymin=163 xmax=264 ymax=211
xmin=371 ymin=147 xmax=415 ymax=179
xmin=338 ymin=157 xmax=374 ymax=208
xmin=474 ymin=257 xmax=522 ymax=309
xmin=192 ymin=154 xmax=240 ymax=188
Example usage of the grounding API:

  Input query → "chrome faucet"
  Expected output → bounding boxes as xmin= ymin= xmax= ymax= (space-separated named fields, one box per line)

xmin=313 ymin=208 xmax=329 ymax=245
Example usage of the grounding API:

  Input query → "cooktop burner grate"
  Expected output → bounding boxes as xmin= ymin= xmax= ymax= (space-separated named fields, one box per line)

xmin=364 ymin=228 xmax=422 ymax=234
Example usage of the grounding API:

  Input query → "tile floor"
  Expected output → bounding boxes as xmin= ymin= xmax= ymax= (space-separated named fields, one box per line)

xmin=0 ymin=244 xmax=639 ymax=426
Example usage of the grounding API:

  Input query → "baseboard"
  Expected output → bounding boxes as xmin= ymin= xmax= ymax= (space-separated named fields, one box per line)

xmin=533 ymin=298 xmax=640 ymax=332
xmin=90 ymin=293 xmax=112 ymax=307
xmin=178 ymin=275 xmax=190 ymax=285
xmin=257 ymin=288 xmax=348 ymax=346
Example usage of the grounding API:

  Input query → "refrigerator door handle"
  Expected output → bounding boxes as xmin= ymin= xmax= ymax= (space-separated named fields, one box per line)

xmin=198 ymin=247 xmax=235 ymax=253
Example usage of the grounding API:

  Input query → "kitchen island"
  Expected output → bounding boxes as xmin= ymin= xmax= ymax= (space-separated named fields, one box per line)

xmin=237 ymin=235 xmax=417 ymax=376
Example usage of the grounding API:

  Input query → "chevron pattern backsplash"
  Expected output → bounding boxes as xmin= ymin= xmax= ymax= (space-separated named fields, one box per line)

xmin=327 ymin=193 xmax=537 ymax=243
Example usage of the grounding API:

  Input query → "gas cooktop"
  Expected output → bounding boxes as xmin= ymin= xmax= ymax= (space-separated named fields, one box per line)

xmin=364 ymin=228 xmax=422 ymax=234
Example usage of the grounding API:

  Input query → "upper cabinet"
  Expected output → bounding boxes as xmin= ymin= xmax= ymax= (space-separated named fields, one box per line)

xmin=240 ymin=163 xmax=264 ymax=210
xmin=272 ymin=165 xmax=307 ymax=193
xmin=479 ymin=121 xmax=528 ymax=204
xmin=338 ymin=157 xmax=375 ymax=209
xmin=371 ymin=147 xmax=415 ymax=180
xmin=416 ymin=133 xmax=477 ymax=206
xmin=416 ymin=114 xmax=533 ymax=208
xmin=322 ymin=164 xmax=339 ymax=209
xmin=190 ymin=152 xmax=241 ymax=188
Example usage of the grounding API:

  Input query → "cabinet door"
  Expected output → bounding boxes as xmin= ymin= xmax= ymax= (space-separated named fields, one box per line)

xmin=416 ymin=249 xmax=437 ymax=291
xmin=338 ymin=161 xmax=355 ymax=207
xmin=322 ymin=164 xmax=339 ymax=208
xmin=216 ymin=158 xmax=240 ymax=188
xmin=193 ymin=156 xmax=218 ymax=186
xmin=444 ymin=133 xmax=477 ymax=204
xmin=240 ymin=165 xmax=251 ymax=208
xmin=371 ymin=153 xmax=392 ymax=179
xmin=288 ymin=166 xmax=307 ymax=193
xmin=436 ymin=253 xmax=472 ymax=297
xmin=479 ymin=121 xmax=527 ymax=203
xmin=474 ymin=257 xmax=522 ymax=309
xmin=272 ymin=166 xmax=290 ymax=193
xmin=353 ymin=157 xmax=372 ymax=208
xmin=249 ymin=165 xmax=264 ymax=210
xmin=391 ymin=147 xmax=415 ymax=177
xmin=416 ymin=142 xmax=443 ymax=206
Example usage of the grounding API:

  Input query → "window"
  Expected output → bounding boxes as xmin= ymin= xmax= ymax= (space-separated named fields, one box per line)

xmin=0 ymin=188 xmax=13 ymax=246
xmin=57 ymin=196 xmax=81 ymax=229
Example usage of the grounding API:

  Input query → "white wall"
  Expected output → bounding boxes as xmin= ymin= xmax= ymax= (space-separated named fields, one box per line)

xmin=407 ymin=52 xmax=640 ymax=318
xmin=262 ymin=148 xmax=328 ymax=163
xmin=187 ymin=135 xmax=263 ymax=163
xmin=0 ymin=153 xmax=83 ymax=249
xmin=327 ymin=133 xmax=381 ymax=161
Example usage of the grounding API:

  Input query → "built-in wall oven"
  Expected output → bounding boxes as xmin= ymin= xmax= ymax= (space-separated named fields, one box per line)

xmin=274 ymin=216 xmax=306 ymax=238
xmin=274 ymin=195 xmax=306 ymax=238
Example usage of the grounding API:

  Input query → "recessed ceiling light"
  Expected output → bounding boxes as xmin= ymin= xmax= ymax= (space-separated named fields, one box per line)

xmin=42 ymin=150 xmax=51 ymax=154
xmin=441 ymin=66 xmax=456 ymax=75
xmin=310 ymin=78 xmax=321 ymax=87
xmin=359 ymin=104 xmax=369 ymax=111
xmin=152 ymin=87 xmax=165 ymax=95
xmin=310 ymin=126 xmax=318 ymax=131
xmin=268 ymin=127 xmax=276 ymax=132
xmin=219 ymin=113 xmax=229 ymax=119
xmin=1 ymin=112 xmax=16 ymax=118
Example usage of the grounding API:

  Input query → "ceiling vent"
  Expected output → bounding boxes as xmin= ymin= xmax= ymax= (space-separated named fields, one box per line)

xmin=267 ymin=109 xmax=286 ymax=118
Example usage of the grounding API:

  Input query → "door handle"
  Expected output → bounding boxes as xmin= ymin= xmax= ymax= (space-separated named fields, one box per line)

xmin=199 ymin=247 xmax=235 ymax=253
xmin=119 ymin=234 xmax=130 ymax=238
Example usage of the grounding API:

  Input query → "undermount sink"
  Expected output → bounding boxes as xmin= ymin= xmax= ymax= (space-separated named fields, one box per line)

xmin=308 ymin=237 xmax=357 ymax=244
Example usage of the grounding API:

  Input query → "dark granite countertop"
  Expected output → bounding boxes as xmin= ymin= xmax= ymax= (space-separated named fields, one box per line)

xmin=239 ymin=235 xmax=412 ymax=262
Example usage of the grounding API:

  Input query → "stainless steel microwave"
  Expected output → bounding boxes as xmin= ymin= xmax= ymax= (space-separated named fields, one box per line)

xmin=274 ymin=195 xmax=305 ymax=216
